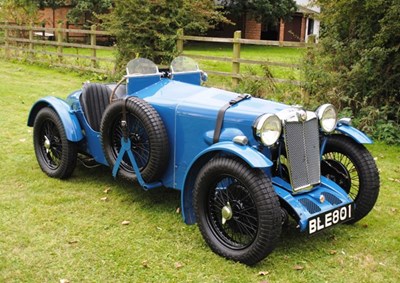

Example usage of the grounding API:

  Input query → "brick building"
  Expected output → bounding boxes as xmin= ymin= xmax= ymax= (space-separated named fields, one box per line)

xmin=210 ymin=0 xmax=320 ymax=42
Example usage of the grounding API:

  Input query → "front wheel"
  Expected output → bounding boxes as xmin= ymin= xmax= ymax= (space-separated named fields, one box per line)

xmin=193 ymin=157 xmax=281 ymax=265
xmin=322 ymin=135 xmax=380 ymax=223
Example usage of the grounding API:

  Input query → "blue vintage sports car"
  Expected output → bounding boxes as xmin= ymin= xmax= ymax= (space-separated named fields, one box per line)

xmin=28 ymin=57 xmax=380 ymax=265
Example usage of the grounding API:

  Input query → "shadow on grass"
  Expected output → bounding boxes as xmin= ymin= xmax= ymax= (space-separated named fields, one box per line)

xmin=66 ymin=160 xmax=356 ymax=264
xmin=69 ymin=161 xmax=181 ymax=215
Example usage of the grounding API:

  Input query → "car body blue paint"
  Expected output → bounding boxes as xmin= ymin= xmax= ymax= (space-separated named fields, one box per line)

xmin=180 ymin=141 xmax=273 ymax=224
xmin=273 ymin=176 xmax=353 ymax=231
xmin=27 ymin=96 xmax=83 ymax=142
xmin=336 ymin=124 xmax=373 ymax=144
xmin=28 ymin=58 xmax=369 ymax=235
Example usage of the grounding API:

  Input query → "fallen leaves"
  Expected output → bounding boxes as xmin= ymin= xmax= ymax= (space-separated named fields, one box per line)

xmin=103 ymin=187 xmax=112 ymax=194
xmin=293 ymin=265 xmax=304 ymax=270
xmin=142 ymin=260 xmax=149 ymax=268
xmin=258 ymin=271 xmax=269 ymax=276
xmin=388 ymin=178 xmax=400 ymax=183
xmin=100 ymin=197 xmax=108 ymax=201
xmin=174 ymin=262 xmax=184 ymax=269
xmin=60 ymin=279 xmax=70 ymax=283
xmin=121 ymin=220 xmax=130 ymax=225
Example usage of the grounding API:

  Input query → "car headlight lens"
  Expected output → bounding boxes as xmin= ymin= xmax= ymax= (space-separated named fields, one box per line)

xmin=316 ymin=104 xmax=337 ymax=133
xmin=254 ymin=114 xmax=282 ymax=146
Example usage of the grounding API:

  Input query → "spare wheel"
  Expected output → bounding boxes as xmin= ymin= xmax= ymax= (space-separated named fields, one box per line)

xmin=100 ymin=97 xmax=169 ymax=183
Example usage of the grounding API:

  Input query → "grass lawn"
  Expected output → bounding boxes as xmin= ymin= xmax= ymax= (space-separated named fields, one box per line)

xmin=182 ymin=42 xmax=305 ymax=88
xmin=0 ymin=41 xmax=304 ymax=89
xmin=0 ymin=59 xmax=399 ymax=282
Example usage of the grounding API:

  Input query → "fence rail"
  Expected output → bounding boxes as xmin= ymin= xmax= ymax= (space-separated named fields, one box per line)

xmin=0 ymin=23 xmax=116 ymax=74
xmin=177 ymin=29 xmax=302 ymax=86
xmin=0 ymin=24 xmax=303 ymax=85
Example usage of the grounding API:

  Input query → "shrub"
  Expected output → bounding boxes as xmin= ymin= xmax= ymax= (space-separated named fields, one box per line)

xmin=303 ymin=0 xmax=400 ymax=144
xmin=102 ymin=0 xmax=225 ymax=71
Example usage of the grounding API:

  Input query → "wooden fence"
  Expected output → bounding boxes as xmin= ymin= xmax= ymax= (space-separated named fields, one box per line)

xmin=0 ymin=23 xmax=116 ymax=74
xmin=177 ymin=29 xmax=303 ymax=86
xmin=0 ymin=24 xmax=303 ymax=85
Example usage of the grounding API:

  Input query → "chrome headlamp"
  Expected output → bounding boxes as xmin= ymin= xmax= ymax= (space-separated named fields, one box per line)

xmin=253 ymin=114 xmax=282 ymax=146
xmin=316 ymin=104 xmax=337 ymax=133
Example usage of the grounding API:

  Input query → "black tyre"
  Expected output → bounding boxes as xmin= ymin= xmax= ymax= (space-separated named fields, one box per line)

xmin=33 ymin=107 xmax=77 ymax=179
xmin=193 ymin=157 xmax=281 ymax=265
xmin=322 ymin=135 xmax=380 ymax=223
xmin=100 ymin=97 xmax=169 ymax=183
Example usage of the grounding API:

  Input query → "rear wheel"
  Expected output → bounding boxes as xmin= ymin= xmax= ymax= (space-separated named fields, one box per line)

xmin=33 ymin=107 xmax=77 ymax=179
xmin=193 ymin=157 xmax=281 ymax=265
xmin=322 ymin=135 xmax=380 ymax=223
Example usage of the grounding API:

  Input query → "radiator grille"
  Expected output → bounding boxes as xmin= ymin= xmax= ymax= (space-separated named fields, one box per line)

xmin=284 ymin=118 xmax=320 ymax=191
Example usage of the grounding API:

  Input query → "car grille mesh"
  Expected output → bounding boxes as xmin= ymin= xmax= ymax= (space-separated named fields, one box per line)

xmin=284 ymin=118 xmax=320 ymax=191
xmin=299 ymin=198 xmax=321 ymax=214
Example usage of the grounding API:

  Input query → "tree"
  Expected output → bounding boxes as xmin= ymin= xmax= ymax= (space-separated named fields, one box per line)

xmin=102 ymin=0 xmax=226 ymax=68
xmin=0 ymin=0 xmax=39 ymax=24
xmin=304 ymin=0 xmax=400 ymax=144
xmin=67 ymin=0 xmax=112 ymax=28
xmin=220 ymin=0 xmax=297 ymax=25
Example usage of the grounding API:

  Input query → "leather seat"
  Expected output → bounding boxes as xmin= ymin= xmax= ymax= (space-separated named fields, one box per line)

xmin=79 ymin=83 xmax=112 ymax=132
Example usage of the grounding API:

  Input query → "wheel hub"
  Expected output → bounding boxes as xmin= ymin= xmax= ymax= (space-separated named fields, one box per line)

xmin=221 ymin=202 xmax=233 ymax=225
xmin=44 ymin=136 xmax=51 ymax=152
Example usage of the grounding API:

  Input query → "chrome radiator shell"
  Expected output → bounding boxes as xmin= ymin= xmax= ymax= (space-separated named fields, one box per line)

xmin=279 ymin=110 xmax=321 ymax=192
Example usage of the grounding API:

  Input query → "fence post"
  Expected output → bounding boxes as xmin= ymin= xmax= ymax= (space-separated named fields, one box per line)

xmin=90 ymin=25 xmax=97 ymax=69
xmin=232 ymin=30 xmax=241 ymax=87
xmin=28 ymin=23 xmax=34 ymax=58
xmin=57 ymin=23 xmax=63 ymax=63
xmin=176 ymin=28 xmax=184 ymax=54
xmin=4 ymin=22 xmax=10 ymax=58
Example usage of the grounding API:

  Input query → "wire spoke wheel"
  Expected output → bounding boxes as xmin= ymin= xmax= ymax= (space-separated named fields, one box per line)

xmin=208 ymin=176 xmax=258 ymax=249
xmin=194 ymin=157 xmax=281 ymax=265
xmin=321 ymin=135 xmax=379 ymax=223
xmin=101 ymin=97 xmax=169 ymax=183
xmin=322 ymin=152 xmax=359 ymax=200
xmin=33 ymin=107 xmax=77 ymax=179
xmin=110 ymin=112 xmax=150 ymax=173
xmin=40 ymin=119 xmax=62 ymax=169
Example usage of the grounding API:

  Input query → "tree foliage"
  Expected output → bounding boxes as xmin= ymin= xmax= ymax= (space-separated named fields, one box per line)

xmin=67 ymin=0 xmax=112 ymax=27
xmin=304 ymin=0 xmax=400 ymax=144
xmin=0 ymin=0 xmax=39 ymax=24
xmin=102 ymin=0 xmax=225 ymax=68
xmin=220 ymin=0 xmax=297 ymax=24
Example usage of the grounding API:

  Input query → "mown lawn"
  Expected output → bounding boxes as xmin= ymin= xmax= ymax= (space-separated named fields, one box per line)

xmin=183 ymin=42 xmax=305 ymax=89
xmin=0 ymin=41 xmax=304 ymax=89
xmin=0 ymin=59 xmax=399 ymax=282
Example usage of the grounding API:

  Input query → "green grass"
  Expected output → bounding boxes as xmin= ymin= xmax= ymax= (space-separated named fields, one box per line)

xmin=0 ymin=59 xmax=399 ymax=282
xmin=0 ymin=44 xmax=116 ymax=75
xmin=183 ymin=42 xmax=305 ymax=89
xmin=0 ymin=41 xmax=304 ymax=89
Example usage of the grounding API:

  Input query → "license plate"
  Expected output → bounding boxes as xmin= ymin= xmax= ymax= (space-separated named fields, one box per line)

xmin=308 ymin=203 xmax=354 ymax=235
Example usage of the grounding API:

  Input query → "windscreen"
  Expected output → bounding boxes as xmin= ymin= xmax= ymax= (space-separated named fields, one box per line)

xmin=126 ymin=58 xmax=159 ymax=75
xmin=170 ymin=56 xmax=199 ymax=73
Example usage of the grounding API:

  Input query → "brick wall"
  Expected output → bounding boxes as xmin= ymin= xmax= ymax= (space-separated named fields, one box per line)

xmin=37 ymin=7 xmax=70 ymax=28
xmin=244 ymin=14 xmax=261 ymax=40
